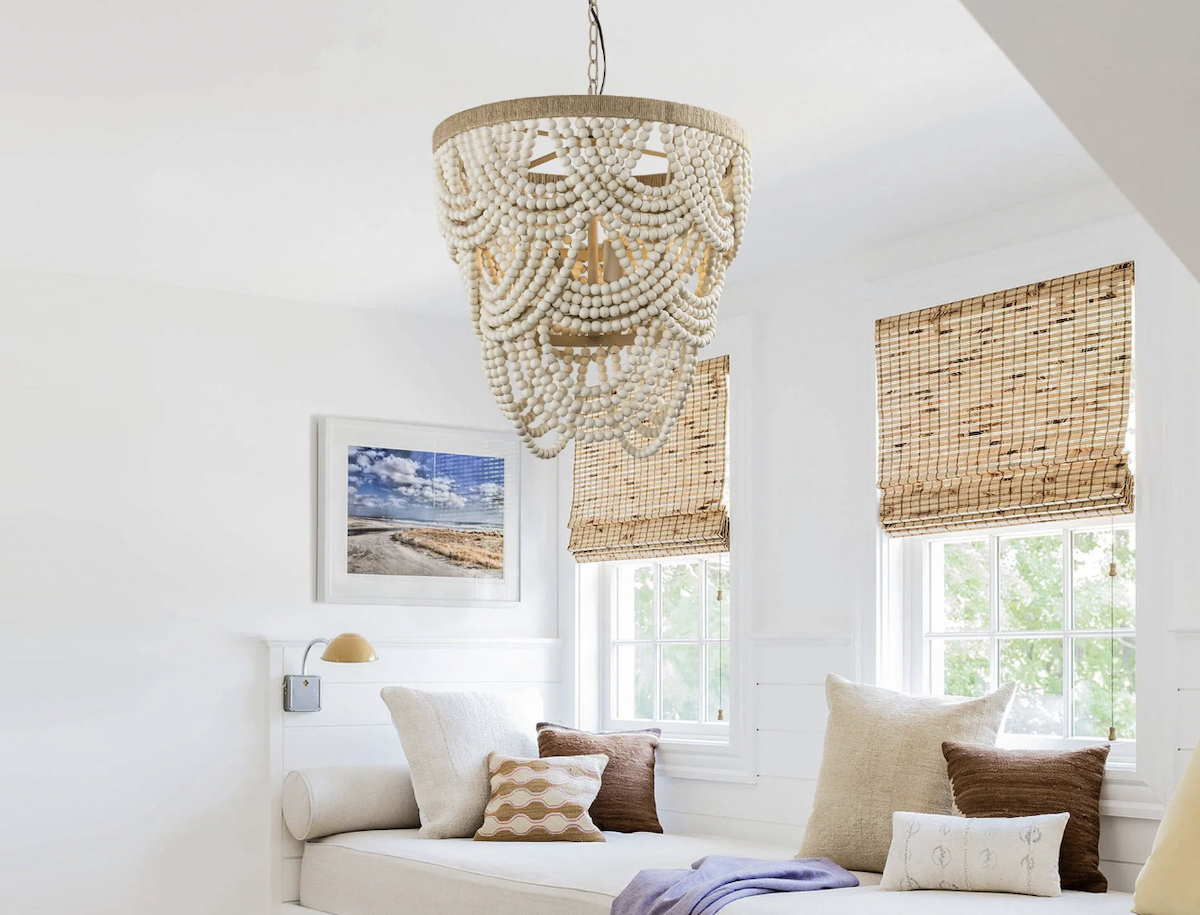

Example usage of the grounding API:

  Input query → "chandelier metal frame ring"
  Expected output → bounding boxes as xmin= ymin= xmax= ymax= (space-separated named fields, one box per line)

xmin=432 ymin=3 xmax=752 ymax=459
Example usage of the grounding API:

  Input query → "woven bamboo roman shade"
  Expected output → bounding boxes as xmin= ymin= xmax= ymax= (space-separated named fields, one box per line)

xmin=876 ymin=262 xmax=1134 ymax=536
xmin=569 ymin=355 xmax=729 ymax=562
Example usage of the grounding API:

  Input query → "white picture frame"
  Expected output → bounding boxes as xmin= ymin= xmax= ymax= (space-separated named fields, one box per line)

xmin=318 ymin=417 xmax=521 ymax=605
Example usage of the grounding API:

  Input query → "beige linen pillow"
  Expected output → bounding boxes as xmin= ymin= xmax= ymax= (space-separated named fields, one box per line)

xmin=1133 ymin=738 xmax=1200 ymax=914
xmin=379 ymin=687 xmax=537 ymax=838
xmin=798 ymin=675 xmax=1015 ymax=872
xmin=475 ymin=752 xmax=608 ymax=842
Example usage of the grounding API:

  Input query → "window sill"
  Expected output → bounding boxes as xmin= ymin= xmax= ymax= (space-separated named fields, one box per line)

xmin=1101 ymin=762 xmax=1164 ymax=819
xmin=655 ymin=735 xmax=755 ymax=783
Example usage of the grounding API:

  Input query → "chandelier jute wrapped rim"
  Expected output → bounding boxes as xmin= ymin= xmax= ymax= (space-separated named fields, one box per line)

xmin=433 ymin=95 xmax=752 ymax=153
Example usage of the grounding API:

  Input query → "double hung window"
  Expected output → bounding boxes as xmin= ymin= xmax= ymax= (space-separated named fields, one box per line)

xmin=908 ymin=521 xmax=1135 ymax=749
xmin=605 ymin=555 xmax=731 ymax=738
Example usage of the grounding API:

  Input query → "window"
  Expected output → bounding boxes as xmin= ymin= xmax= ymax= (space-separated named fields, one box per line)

xmin=602 ymin=554 xmax=731 ymax=739
xmin=902 ymin=519 xmax=1135 ymax=749
xmin=572 ymin=324 xmax=752 ymax=777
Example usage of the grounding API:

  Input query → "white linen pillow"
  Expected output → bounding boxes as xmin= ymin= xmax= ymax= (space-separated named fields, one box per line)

xmin=380 ymin=687 xmax=538 ymax=838
xmin=798 ymin=675 xmax=1015 ymax=872
xmin=880 ymin=811 xmax=1070 ymax=897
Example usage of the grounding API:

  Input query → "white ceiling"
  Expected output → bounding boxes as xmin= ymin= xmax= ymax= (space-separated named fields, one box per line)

xmin=0 ymin=0 xmax=1108 ymax=313
xmin=962 ymin=0 xmax=1200 ymax=284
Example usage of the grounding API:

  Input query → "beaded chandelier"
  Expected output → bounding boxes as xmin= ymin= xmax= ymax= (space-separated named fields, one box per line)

xmin=433 ymin=1 xmax=751 ymax=458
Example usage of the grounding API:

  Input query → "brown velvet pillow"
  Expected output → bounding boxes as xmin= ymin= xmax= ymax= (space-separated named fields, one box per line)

xmin=943 ymin=740 xmax=1110 ymax=893
xmin=536 ymin=723 xmax=662 ymax=833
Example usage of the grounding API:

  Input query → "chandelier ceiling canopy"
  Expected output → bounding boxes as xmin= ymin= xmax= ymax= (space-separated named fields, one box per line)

xmin=433 ymin=2 xmax=751 ymax=459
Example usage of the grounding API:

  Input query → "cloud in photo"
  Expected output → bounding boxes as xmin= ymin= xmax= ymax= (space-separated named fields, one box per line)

xmin=347 ymin=445 xmax=504 ymax=527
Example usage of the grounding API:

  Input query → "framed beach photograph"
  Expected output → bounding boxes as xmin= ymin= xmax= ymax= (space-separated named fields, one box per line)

xmin=318 ymin=418 xmax=521 ymax=604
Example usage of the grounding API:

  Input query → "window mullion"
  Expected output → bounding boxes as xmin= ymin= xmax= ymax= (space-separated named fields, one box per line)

xmin=653 ymin=562 xmax=663 ymax=722
xmin=699 ymin=559 xmax=709 ymax=722
xmin=1063 ymin=529 xmax=1074 ymax=739
xmin=921 ymin=540 xmax=931 ymax=694
xmin=603 ymin=567 xmax=615 ymax=725
xmin=916 ymin=539 xmax=930 ymax=694
xmin=989 ymin=533 xmax=1000 ymax=693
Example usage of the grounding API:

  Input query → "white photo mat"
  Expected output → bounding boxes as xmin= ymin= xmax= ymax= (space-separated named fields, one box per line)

xmin=318 ymin=418 xmax=521 ymax=604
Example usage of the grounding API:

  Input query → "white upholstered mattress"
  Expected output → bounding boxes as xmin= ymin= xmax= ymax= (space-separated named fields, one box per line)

xmin=299 ymin=829 xmax=1134 ymax=915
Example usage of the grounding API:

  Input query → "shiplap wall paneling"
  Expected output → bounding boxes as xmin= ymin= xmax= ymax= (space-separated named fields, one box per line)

xmin=1099 ymin=816 xmax=1158 ymax=881
xmin=1174 ymin=634 xmax=1200 ymax=683
xmin=1178 ymin=749 xmax=1194 ymax=783
xmin=278 ymin=641 xmax=559 ymax=685
xmin=754 ymin=730 xmax=825 ymax=780
xmin=657 ymin=813 xmax=805 ymax=849
xmin=1175 ymin=687 xmax=1200 ymax=749
xmin=655 ymin=638 xmax=853 ymax=844
xmin=267 ymin=638 xmax=562 ymax=907
xmin=1174 ymin=634 xmax=1200 ymax=792
xmin=754 ymin=684 xmax=827 ymax=732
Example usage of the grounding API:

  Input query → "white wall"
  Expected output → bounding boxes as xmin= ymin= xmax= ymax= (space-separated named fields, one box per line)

xmin=7 ymin=175 xmax=1199 ymax=910
xmin=583 ymin=182 xmax=1200 ymax=891
xmin=0 ymin=269 xmax=560 ymax=915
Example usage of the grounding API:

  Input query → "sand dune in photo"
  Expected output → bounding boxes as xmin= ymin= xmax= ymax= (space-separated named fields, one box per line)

xmin=390 ymin=527 xmax=503 ymax=570
xmin=347 ymin=517 xmax=503 ymax=578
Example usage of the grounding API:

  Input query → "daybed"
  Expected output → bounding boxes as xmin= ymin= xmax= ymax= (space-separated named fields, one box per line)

xmin=287 ymin=828 xmax=1135 ymax=915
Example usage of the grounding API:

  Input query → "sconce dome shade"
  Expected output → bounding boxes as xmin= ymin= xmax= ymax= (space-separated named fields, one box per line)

xmin=320 ymin=633 xmax=378 ymax=664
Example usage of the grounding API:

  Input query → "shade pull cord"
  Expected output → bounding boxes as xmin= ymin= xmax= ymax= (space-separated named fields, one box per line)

xmin=587 ymin=1 xmax=607 ymax=96
xmin=717 ymin=553 xmax=726 ymax=721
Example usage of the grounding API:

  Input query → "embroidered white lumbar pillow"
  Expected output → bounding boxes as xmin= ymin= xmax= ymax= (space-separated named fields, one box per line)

xmin=880 ymin=811 xmax=1070 ymax=897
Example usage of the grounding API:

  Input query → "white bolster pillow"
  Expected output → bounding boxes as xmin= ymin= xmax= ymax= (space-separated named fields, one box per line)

xmin=282 ymin=765 xmax=420 ymax=841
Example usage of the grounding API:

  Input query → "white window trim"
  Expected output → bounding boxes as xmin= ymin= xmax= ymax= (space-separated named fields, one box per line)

xmin=562 ymin=317 xmax=756 ymax=783
xmin=878 ymin=515 xmax=1163 ymax=818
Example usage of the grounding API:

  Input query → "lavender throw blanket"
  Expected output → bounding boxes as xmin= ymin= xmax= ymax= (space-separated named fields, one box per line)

xmin=611 ymin=855 xmax=859 ymax=915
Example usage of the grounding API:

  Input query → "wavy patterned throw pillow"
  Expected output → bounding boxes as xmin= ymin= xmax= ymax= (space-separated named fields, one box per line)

xmin=474 ymin=752 xmax=608 ymax=842
xmin=880 ymin=811 xmax=1070 ymax=897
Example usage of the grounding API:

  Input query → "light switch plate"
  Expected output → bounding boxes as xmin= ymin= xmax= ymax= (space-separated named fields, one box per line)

xmin=283 ymin=674 xmax=321 ymax=712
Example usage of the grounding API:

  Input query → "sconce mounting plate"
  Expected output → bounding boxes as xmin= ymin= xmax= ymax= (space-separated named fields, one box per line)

xmin=283 ymin=674 xmax=321 ymax=712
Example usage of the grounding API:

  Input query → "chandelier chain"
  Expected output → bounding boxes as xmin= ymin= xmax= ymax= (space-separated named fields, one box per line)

xmin=587 ymin=1 xmax=606 ymax=96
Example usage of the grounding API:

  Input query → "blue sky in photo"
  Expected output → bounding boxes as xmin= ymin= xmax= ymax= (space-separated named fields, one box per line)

xmin=347 ymin=446 xmax=505 ymax=528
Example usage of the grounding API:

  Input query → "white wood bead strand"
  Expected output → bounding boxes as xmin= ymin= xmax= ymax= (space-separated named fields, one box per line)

xmin=432 ymin=7 xmax=751 ymax=459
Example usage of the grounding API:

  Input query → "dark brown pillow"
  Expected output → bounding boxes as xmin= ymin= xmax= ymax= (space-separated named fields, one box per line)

xmin=536 ymin=723 xmax=662 ymax=833
xmin=943 ymin=740 xmax=1110 ymax=893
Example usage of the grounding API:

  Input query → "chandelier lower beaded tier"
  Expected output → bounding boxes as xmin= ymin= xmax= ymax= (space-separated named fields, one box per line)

xmin=433 ymin=95 xmax=752 ymax=458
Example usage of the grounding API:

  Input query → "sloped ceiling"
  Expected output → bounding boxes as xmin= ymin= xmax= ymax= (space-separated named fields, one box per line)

xmin=961 ymin=0 xmax=1200 ymax=281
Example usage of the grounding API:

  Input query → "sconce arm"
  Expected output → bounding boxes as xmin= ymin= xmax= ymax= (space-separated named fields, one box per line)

xmin=301 ymin=638 xmax=330 ymax=676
